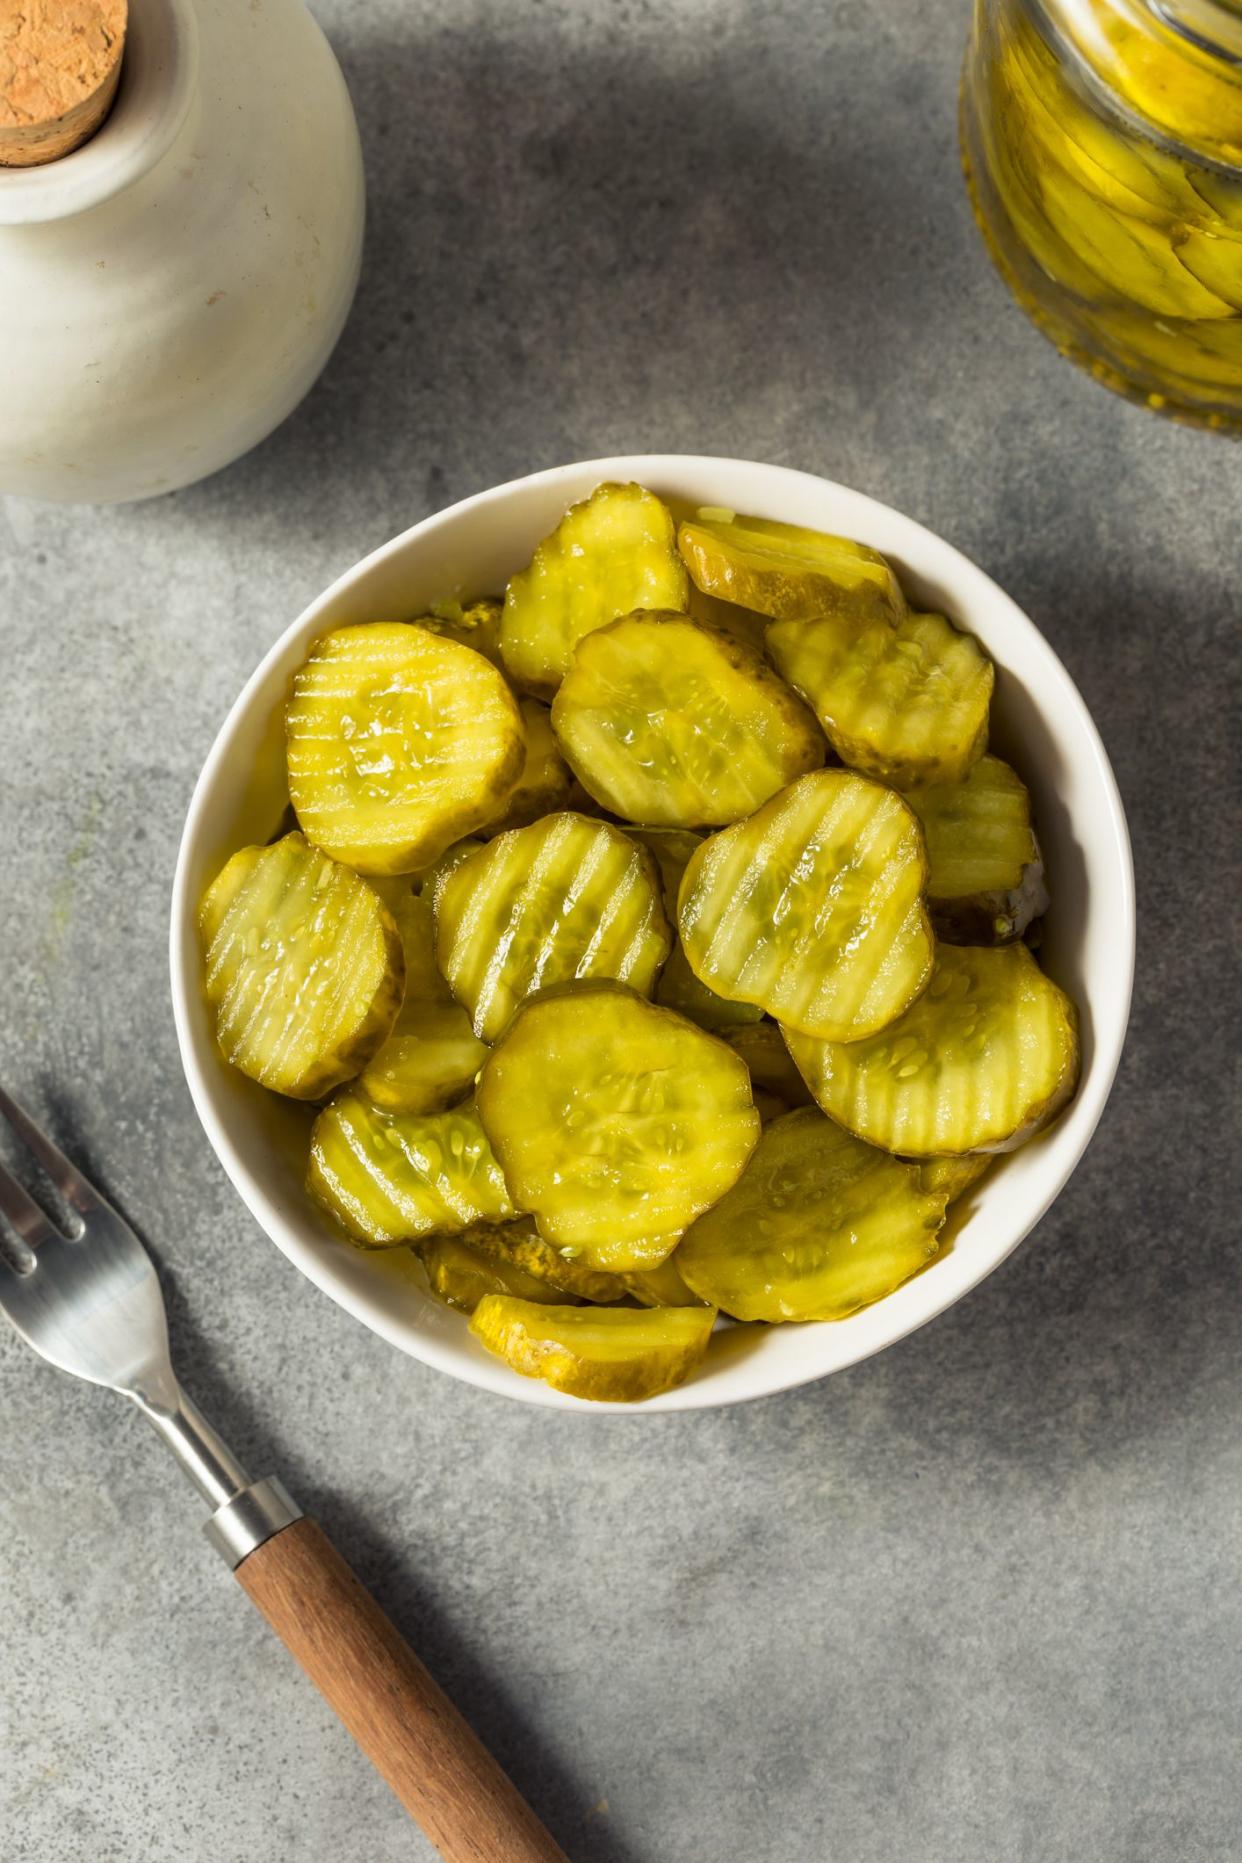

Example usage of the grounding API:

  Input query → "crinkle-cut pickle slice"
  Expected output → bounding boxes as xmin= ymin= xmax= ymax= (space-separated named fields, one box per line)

xmin=768 ymin=608 xmax=994 ymax=789
xmin=359 ymin=1003 xmax=488 ymax=1116
xmin=677 ymin=769 xmax=934 ymax=1043
xmin=784 ymin=943 xmax=1080 ymax=1158
xmin=678 ymin=1108 xmax=946 ymax=1323
xmin=435 ymin=813 xmax=670 ymax=1043
xmin=677 ymin=511 xmax=906 ymax=629
xmin=308 ymin=1091 xmax=515 ymax=1246
xmin=460 ymin=1217 xmax=625 ymax=1304
xmin=481 ymin=699 xmax=571 ymax=834
xmin=469 ymin=1297 xmax=717 ymax=1402
xmin=901 ymin=755 xmax=1048 ymax=945
xmin=551 ymin=611 xmax=823 ymax=828
xmin=500 ymin=482 xmax=689 ymax=697
xmin=476 ymin=983 xmax=761 ymax=1272
xmin=287 ymin=621 xmax=525 ymax=876
xmin=915 ymin=1155 xmax=992 ymax=1203
xmin=413 ymin=838 xmax=485 ymax=910
xmin=620 ymin=1256 xmax=708 ymax=1309
xmin=726 ymin=1022 xmax=814 ymax=1109
xmin=418 ymin=1236 xmax=573 ymax=1314
xmin=199 ymin=833 xmax=404 ymax=1100
xmin=629 ymin=827 xmax=764 ymax=1032
xmin=412 ymin=596 xmax=505 ymax=670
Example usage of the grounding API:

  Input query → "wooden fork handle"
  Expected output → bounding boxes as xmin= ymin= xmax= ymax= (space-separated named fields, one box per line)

xmin=235 ymin=1516 xmax=568 ymax=1863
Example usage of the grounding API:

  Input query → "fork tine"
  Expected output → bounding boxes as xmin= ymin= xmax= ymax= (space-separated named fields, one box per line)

xmin=0 ymin=1153 xmax=58 ymax=1248
xmin=0 ymin=1086 xmax=103 ymax=1221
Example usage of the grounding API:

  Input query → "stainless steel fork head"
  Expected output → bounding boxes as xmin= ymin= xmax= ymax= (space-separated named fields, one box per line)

xmin=0 ymin=1087 xmax=299 ymax=1564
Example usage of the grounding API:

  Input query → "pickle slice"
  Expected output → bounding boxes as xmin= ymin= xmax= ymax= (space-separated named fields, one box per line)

xmin=482 ymin=699 xmax=572 ymax=833
xmin=308 ymin=1091 xmax=515 ymax=1245
xmin=199 ymin=833 xmax=404 ymax=1100
xmin=678 ymin=1107 xmax=945 ymax=1323
xmin=435 ymin=813 xmax=671 ymax=1043
xmin=726 ymin=1022 xmax=814 ymax=1109
xmin=287 ymin=622 xmax=525 ymax=875
xmin=630 ymin=827 xmax=765 ymax=1032
xmin=500 ymin=483 xmax=689 ymax=696
xmin=686 ymin=580 xmax=771 ymax=653
xmin=677 ymin=770 xmax=934 ymax=1041
xmin=901 ymin=754 xmax=1048 ymax=944
xmin=476 ymin=983 xmax=760 ymax=1270
xmin=413 ymin=597 xmax=505 ymax=670
xmin=359 ymin=1003 xmax=488 ymax=1115
xmin=413 ymin=838 xmax=485 ymax=910
xmin=419 ymin=1236 xmax=572 ymax=1313
xmin=784 ymin=943 xmax=1080 ymax=1157
xmin=620 ymin=1256 xmax=708 ymax=1308
xmin=551 ymin=611 xmax=823 ymax=828
xmin=469 ymin=1297 xmax=717 ymax=1402
xmin=461 ymin=1217 xmax=625 ymax=1304
xmin=768 ymin=609 xmax=994 ymax=788
xmin=915 ymin=1155 xmax=992 ymax=1203
xmin=677 ymin=512 xmax=905 ymax=629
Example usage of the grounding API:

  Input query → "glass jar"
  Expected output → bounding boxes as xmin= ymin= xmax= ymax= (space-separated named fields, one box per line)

xmin=960 ymin=0 xmax=1242 ymax=432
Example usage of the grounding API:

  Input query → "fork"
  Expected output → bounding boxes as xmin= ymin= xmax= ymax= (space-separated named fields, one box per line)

xmin=0 ymin=1087 xmax=566 ymax=1863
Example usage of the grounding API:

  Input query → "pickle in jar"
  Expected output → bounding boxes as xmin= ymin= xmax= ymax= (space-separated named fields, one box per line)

xmin=901 ymin=754 xmax=1048 ymax=944
xmin=677 ymin=770 xmax=934 ymax=1041
xmin=435 ymin=813 xmax=671 ymax=1042
xmin=785 ymin=942 xmax=1079 ymax=1157
xmin=287 ymin=622 xmax=525 ymax=875
xmin=500 ymin=482 xmax=688 ymax=696
xmin=476 ymin=983 xmax=760 ymax=1271
xmin=308 ymin=1092 xmax=515 ymax=1245
xmin=677 ymin=511 xmax=905 ymax=629
xmin=469 ymin=1297 xmax=717 ymax=1402
xmin=199 ymin=832 xmax=404 ymax=1100
xmin=678 ymin=1108 xmax=946 ymax=1322
xmin=551 ymin=611 xmax=823 ymax=827
xmin=418 ymin=1235 xmax=574 ymax=1314
xmin=767 ymin=608 xmax=994 ymax=789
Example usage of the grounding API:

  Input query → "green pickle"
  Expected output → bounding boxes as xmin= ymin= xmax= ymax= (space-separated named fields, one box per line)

xmin=677 ymin=770 xmax=934 ymax=1042
xmin=678 ymin=512 xmax=905 ymax=628
xmin=629 ymin=827 xmax=764 ymax=1032
xmin=199 ymin=833 xmax=404 ymax=1099
xmin=476 ymin=982 xmax=760 ymax=1272
xmin=287 ymin=622 xmax=525 ymax=875
xmin=678 ymin=1108 xmax=947 ymax=1323
xmin=435 ymin=813 xmax=671 ymax=1042
xmin=767 ymin=608 xmax=994 ymax=789
xmin=460 ymin=1217 xmax=626 ymax=1304
xmin=412 ymin=597 xmax=506 ymax=670
xmin=308 ymin=1092 xmax=515 ymax=1245
xmin=551 ymin=610 xmax=823 ymax=827
xmin=481 ymin=699 xmax=572 ymax=833
xmin=785 ymin=943 xmax=1080 ymax=1158
xmin=469 ymin=1298 xmax=717 ymax=1402
xmin=500 ymin=482 xmax=688 ymax=696
xmin=419 ymin=1235 xmax=573 ymax=1313
xmin=357 ymin=887 xmax=487 ymax=1113
xmin=901 ymin=754 xmax=1048 ymax=944
xmin=726 ymin=1022 xmax=814 ymax=1109
xmin=620 ymin=1256 xmax=708 ymax=1308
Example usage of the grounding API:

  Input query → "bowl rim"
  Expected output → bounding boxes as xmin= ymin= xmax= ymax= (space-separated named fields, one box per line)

xmin=169 ymin=453 xmax=1135 ymax=1413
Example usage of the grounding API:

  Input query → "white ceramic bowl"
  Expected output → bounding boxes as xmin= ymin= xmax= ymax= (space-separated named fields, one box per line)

xmin=170 ymin=456 xmax=1134 ymax=1412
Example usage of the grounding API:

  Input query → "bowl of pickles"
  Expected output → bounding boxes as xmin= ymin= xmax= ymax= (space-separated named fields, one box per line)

xmin=170 ymin=456 xmax=1134 ymax=1410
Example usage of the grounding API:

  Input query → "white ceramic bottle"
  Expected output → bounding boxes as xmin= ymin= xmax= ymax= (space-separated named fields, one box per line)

xmin=0 ymin=0 xmax=364 ymax=503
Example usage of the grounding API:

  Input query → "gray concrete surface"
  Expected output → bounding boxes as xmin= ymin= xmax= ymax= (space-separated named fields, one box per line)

xmin=2 ymin=1 xmax=1241 ymax=1858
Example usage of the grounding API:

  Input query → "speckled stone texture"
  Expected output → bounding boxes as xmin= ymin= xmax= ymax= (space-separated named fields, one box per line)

xmin=1 ymin=1 xmax=1240 ymax=1859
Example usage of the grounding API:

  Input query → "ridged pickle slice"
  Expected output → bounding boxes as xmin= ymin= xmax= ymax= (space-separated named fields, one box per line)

xmin=412 ymin=597 xmax=505 ymax=670
xmin=677 ymin=770 xmax=934 ymax=1041
xmin=901 ymin=755 xmax=1048 ymax=944
xmin=460 ymin=1217 xmax=625 ymax=1304
xmin=784 ymin=943 xmax=1080 ymax=1157
xmin=359 ymin=1003 xmax=488 ymax=1115
xmin=413 ymin=838 xmax=485 ymax=911
xmin=308 ymin=1091 xmax=515 ymax=1245
xmin=481 ymin=699 xmax=571 ymax=833
xmin=199 ymin=833 xmax=404 ymax=1100
xmin=500 ymin=483 xmax=689 ymax=696
xmin=630 ymin=827 xmax=764 ymax=1032
xmin=726 ymin=1022 xmax=814 ymax=1109
xmin=768 ymin=609 xmax=994 ymax=788
xmin=550 ymin=611 xmax=823 ymax=827
xmin=287 ymin=622 xmax=525 ymax=875
xmin=677 ymin=512 xmax=905 ymax=628
xmin=620 ymin=1256 xmax=708 ymax=1308
xmin=678 ymin=1108 xmax=946 ymax=1322
xmin=476 ymin=983 xmax=761 ymax=1270
xmin=469 ymin=1297 xmax=717 ymax=1402
xmin=435 ymin=814 xmax=671 ymax=1042
xmin=418 ymin=1236 xmax=572 ymax=1314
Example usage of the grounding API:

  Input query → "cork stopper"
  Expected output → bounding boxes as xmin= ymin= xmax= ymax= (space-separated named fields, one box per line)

xmin=0 ymin=0 xmax=127 ymax=168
